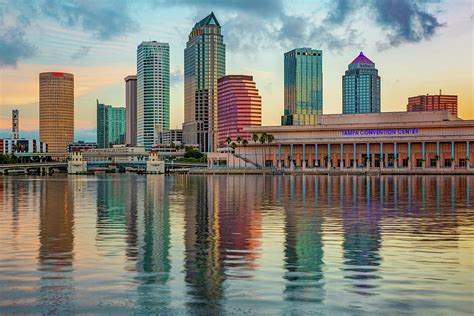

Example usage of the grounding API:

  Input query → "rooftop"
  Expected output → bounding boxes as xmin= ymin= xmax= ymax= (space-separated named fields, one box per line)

xmin=350 ymin=52 xmax=374 ymax=65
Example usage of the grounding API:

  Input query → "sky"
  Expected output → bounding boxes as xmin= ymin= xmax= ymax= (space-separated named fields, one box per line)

xmin=0 ymin=0 xmax=472 ymax=141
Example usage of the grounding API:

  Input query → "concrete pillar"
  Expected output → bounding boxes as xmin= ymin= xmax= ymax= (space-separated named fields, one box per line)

xmin=302 ymin=144 xmax=306 ymax=170
xmin=451 ymin=141 xmax=455 ymax=170
xmin=327 ymin=144 xmax=331 ymax=170
xmin=436 ymin=142 xmax=440 ymax=170
xmin=340 ymin=143 xmax=344 ymax=170
xmin=394 ymin=143 xmax=398 ymax=169
xmin=278 ymin=144 xmax=282 ymax=169
xmin=422 ymin=142 xmax=426 ymax=169
xmin=290 ymin=144 xmax=294 ymax=170
xmin=380 ymin=143 xmax=384 ymax=170
xmin=408 ymin=142 xmax=412 ymax=170
xmin=366 ymin=143 xmax=371 ymax=170
xmin=315 ymin=144 xmax=318 ymax=168
xmin=353 ymin=143 xmax=357 ymax=169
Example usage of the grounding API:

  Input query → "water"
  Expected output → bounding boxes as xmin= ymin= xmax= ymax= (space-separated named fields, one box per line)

xmin=1 ymin=174 xmax=473 ymax=315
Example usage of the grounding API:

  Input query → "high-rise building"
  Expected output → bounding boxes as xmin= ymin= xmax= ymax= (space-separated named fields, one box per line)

xmin=11 ymin=109 xmax=19 ymax=140
xmin=282 ymin=48 xmax=323 ymax=126
xmin=342 ymin=52 xmax=381 ymax=114
xmin=96 ymin=100 xmax=126 ymax=148
xmin=183 ymin=12 xmax=225 ymax=152
xmin=125 ymin=75 xmax=137 ymax=146
xmin=217 ymin=75 xmax=262 ymax=146
xmin=407 ymin=93 xmax=458 ymax=116
xmin=137 ymin=41 xmax=170 ymax=150
xmin=39 ymin=72 xmax=74 ymax=153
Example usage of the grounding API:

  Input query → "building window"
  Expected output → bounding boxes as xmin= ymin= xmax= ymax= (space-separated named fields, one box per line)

xmin=459 ymin=159 xmax=466 ymax=167
xmin=265 ymin=160 xmax=273 ymax=167
xmin=444 ymin=159 xmax=452 ymax=167
xmin=416 ymin=159 xmax=423 ymax=167
xmin=430 ymin=159 xmax=437 ymax=168
xmin=402 ymin=159 xmax=408 ymax=167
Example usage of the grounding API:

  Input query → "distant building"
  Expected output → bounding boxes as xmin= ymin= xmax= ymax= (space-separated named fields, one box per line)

xmin=342 ymin=52 xmax=381 ymax=114
xmin=137 ymin=41 xmax=170 ymax=150
xmin=1 ymin=139 xmax=47 ymax=155
xmin=183 ymin=12 xmax=226 ymax=152
xmin=39 ymin=72 xmax=74 ymax=153
xmin=85 ymin=145 xmax=147 ymax=162
xmin=125 ymin=75 xmax=137 ymax=146
xmin=96 ymin=100 xmax=126 ymax=148
xmin=282 ymin=48 xmax=323 ymax=126
xmin=407 ymin=93 xmax=458 ymax=116
xmin=217 ymin=75 xmax=262 ymax=146
xmin=68 ymin=141 xmax=98 ymax=152
xmin=159 ymin=129 xmax=183 ymax=145
xmin=11 ymin=110 xmax=19 ymax=140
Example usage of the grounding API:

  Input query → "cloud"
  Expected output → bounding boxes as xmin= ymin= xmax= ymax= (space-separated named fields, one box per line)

xmin=0 ymin=27 xmax=36 ymax=66
xmin=170 ymin=66 xmax=183 ymax=86
xmin=71 ymin=45 xmax=91 ymax=60
xmin=41 ymin=0 xmax=138 ymax=40
xmin=0 ymin=0 xmax=138 ymax=67
xmin=325 ymin=0 xmax=444 ymax=49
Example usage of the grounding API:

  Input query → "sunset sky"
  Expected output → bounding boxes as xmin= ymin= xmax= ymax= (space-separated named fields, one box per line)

xmin=0 ymin=0 xmax=472 ymax=141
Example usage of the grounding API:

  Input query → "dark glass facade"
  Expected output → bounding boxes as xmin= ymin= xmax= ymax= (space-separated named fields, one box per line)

xmin=282 ymin=48 xmax=323 ymax=126
xmin=183 ymin=12 xmax=226 ymax=152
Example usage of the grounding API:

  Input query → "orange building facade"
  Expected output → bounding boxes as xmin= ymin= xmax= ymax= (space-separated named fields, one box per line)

xmin=39 ymin=72 xmax=74 ymax=153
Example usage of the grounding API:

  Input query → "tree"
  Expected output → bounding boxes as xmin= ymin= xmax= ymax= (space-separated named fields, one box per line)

xmin=236 ymin=136 xmax=242 ymax=144
xmin=226 ymin=136 xmax=232 ymax=146
xmin=252 ymin=133 xmax=259 ymax=143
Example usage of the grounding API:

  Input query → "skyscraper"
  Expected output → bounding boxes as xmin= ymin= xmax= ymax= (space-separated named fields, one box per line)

xmin=342 ymin=52 xmax=381 ymax=114
xmin=217 ymin=75 xmax=261 ymax=146
xmin=39 ymin=72 xmax=74 ymax=153
xmin=137 ymin=41 xmax=170 ymax=150
xmin=96 ymin=100 xmax=126 ymax=148
xmin=125 ymin=75 xmax=137 ymax=146
xmin=183 ymin=12 xmax=225 ymax=152
xmin=282 ymin=48 xmax=323 ymax=126
xmin=11 ymin=110 xmax=19 ymax=140
xmin=407 ymin=93 xmax=458 ymax=116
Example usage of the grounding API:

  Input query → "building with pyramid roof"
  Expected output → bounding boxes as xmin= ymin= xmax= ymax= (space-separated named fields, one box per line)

xmin=343 ymin=52 xmax=381 ymax=114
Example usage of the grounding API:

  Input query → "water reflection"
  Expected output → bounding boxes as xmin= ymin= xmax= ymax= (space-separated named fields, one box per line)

xmin=0 ymin=175 xmax=473 ymax=314
xmin=38 ymin=178 xmax=75 ymax=314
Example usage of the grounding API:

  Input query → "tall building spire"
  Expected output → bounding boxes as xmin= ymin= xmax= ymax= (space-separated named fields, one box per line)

xmin=183 ymin=12 xmax=226 ymax=152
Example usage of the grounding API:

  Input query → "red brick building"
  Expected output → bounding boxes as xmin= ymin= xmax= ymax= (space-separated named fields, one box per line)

xmin=407 ymin=93 xmax=457 ymax=116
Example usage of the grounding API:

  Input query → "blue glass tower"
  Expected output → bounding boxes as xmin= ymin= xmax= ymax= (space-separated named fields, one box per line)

xmin=282 ymin=48 xmax=323 ymax=126
xmin=342 ymin=52 xmax=381 ymax=114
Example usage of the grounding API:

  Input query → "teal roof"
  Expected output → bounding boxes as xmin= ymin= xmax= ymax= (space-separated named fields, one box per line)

xmin=195 ymin=12 xmax=220 ymax=28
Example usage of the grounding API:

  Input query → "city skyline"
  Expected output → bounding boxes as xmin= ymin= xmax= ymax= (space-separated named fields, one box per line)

xmin=0 ymin=0 xmax=472 ymax=142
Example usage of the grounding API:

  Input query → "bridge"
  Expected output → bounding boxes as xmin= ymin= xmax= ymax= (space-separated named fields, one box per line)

xmin=0 ymin=161 xmax=207 ymax=175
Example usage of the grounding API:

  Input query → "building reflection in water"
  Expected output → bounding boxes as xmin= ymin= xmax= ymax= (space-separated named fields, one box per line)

xmin=38 ymin=178 xmax=75 ymax=314
xmin=183 ymin=176 xmax=224 ymax=313
xmin=135 ymin=175 xmax=171 ymax=311
xmin=341 ymin=176 xmax=382 ymax=296
xmin=282 ymin=175 xmax=325 ymax=304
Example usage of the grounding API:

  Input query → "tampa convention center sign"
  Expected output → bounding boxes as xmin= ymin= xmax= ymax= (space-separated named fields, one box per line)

xmin=342 ymin=128 xmax=420 ymax=136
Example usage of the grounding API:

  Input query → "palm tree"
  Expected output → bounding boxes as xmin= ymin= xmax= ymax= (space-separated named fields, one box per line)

xmin=226 ymin=136 xmax=232 ymax=146
xmin=266 ymin=134 xmax=275 ymax=168
xmin=252 ymin=133 xmax=259 ymax=143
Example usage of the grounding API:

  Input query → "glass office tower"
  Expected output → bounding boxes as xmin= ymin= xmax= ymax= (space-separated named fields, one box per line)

xmin=282 ymin=48 xmax=323 ymax=126
xmin=96 ymin=100 xmax=125 ymax=148
xmin=342 ymin=52 xmax=381 ymax=114
xmin=183 ymin=12 xmax=225 ymax=152
xmin=137 ymin=41 xmax=170 ymax=150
